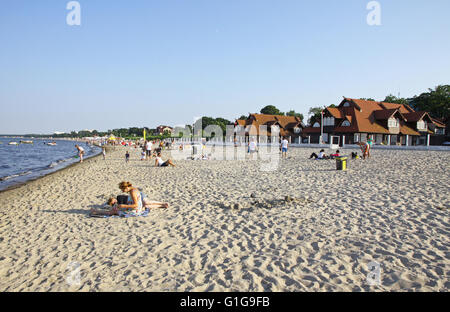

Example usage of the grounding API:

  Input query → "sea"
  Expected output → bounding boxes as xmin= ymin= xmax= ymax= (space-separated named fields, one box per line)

xmin=0 ymin=138 xmax=101 ymax=192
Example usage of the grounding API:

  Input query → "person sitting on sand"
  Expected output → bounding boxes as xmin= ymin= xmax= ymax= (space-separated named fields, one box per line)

xmin=90 ymin=182 xmax=169 ymax=217
xmin=309 ymin=149 xmax=329 ymax=159
xmin=155 ymin=152 xmax=176 ymax=167
xmin=330 ymin=150 xmax=341 ymax=159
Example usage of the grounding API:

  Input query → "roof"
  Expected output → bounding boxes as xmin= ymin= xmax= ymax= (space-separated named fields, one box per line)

xmin=431 ymin=118 xmax=446 ymax=128
xmin=373 ymin=109 xmax=399 ymax=120
xmin=403 ymin=111 xmax=433 ymax=123
xmin=242 ymin=114 xmax=304 ymax=136
xmin=400 ymin=124 xmax=420 ymax=136
xmin=330 ymin=97 xmax=432 ymax=135
xmin=325 ymin=107 xmax=344 ymax=119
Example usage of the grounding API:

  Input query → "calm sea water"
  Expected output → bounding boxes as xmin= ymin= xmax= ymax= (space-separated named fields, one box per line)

xmin=0 ymin=138 xmax=101 ymax=191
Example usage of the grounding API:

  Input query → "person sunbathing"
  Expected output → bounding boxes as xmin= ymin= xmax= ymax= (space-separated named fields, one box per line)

xmin=309 ymin=149 xmax=329 ymax=159
xmin=90 ymin=182 xmax=169 ymax=217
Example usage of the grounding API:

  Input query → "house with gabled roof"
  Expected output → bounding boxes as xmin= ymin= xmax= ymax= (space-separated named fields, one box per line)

xmin=234 ymin=114 xmax=305 ymax=143
xmin=303 ymin=97 xmax=445 ymax=146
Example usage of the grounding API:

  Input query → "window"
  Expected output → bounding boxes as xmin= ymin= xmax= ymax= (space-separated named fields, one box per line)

xmin=417 ymin=120 xmax=427 ymax=130
xmin=343 ymin=102 xmax=350 ymax=107
xmin=388 ymin=118 xmax=399 ymax=128
xmin=342 ymin=120 xmax=351 ymax=127
xmin=294 ymin=127 xmax=301 ymax=134
xmin=436 ymin=128 xmax=445 ymax=135
xmin=313 ymin=122 xmax=320 ymax=128
xmin=324 ymin=117 xmax=335 ymax=126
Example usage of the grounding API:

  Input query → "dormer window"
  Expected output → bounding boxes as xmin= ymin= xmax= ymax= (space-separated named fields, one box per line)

xmin=388 ymin=118 xmax=399 ymax=128
xmin=313 ymin=122 xmax=320 ymax=128
xmin=343 ymin=102 xmax=350 ymax=107
xmin=417 ymin=120 xmax=427 ymax=130
xmin=342 ymin=120 xmax=351 ymax=127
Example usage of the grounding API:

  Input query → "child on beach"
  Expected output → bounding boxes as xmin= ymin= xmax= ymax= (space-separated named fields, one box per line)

xmin=125 ymin=151 xmax=130 ymax=163
xmin=140 ymin=150 xmax=146 ymax=161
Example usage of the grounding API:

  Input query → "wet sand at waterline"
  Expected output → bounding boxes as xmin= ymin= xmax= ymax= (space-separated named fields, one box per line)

xmin=0 ymin=146 xmax=448 ymax=291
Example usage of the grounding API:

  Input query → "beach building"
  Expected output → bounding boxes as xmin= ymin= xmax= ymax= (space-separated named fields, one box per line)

xmin=302 ymin=97 xmax=446 ymax=146
xmin=234 ymin=114 xmax=305 ymax=143
xmin=154 ymin=126 xmax=173 ymax=136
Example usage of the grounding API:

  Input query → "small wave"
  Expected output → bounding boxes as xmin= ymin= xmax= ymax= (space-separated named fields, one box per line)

xmin=0 ymin=164 xmax=10 ymax=169
xmin=0 ymin=171 xmax=32 ymax=181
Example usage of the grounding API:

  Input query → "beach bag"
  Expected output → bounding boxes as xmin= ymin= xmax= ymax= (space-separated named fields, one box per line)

xmin=117 ymin=195 xmax=128 ymax=205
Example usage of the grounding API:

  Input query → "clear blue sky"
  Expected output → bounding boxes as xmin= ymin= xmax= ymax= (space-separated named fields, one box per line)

xmin=1 ymin=0 xmax=449 ymax=134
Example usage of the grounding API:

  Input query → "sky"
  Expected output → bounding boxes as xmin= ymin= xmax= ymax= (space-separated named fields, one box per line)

xmin=0 ymin=0 xmax=449 ymax=134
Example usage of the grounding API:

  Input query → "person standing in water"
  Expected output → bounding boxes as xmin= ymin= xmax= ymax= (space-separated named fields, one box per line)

xmin=75 ymin=144 xmax=85 ymax=163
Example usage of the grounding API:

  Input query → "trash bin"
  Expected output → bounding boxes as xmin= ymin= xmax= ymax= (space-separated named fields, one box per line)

xmin=336 ymin=157 xmax=347 ymax=171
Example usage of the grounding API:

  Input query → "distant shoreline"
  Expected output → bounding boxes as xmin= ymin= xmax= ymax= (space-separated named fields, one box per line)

xmin=0 ymin=139 xmax=103 ymax=194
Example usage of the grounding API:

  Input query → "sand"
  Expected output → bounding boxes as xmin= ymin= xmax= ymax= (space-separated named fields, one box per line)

xmin=0 ymin=145 xmax=448 ymax=292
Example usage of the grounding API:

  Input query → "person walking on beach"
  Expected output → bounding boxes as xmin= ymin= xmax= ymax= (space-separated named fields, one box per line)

xmin=248 ymin=139 xmax=258 ymax=154
xmin=281 ymin=137 xmax=289 ymax=158
xmin=125 ymin=151 xmax=130 ymax=163
xmin=102 ymin=147 xmax=106 ymax=160
xmin=145 ymin=140 xmax=152 ymax=160
xmin=75 ymin=144 xmax=85 ymax=163
xmin=367 ymin=135 xmax=373 ymax=158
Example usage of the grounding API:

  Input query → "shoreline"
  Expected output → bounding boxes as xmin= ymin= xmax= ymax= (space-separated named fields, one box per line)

xmin=0 ymin=144 xmax=103 ymax=194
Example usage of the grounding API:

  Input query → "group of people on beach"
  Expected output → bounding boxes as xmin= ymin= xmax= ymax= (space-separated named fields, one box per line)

xmin=308 ymin=135 xmax=374 ymax=160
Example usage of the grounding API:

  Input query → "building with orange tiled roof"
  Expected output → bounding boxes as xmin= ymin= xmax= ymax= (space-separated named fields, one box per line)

xmin=302 ymin=97 xmax=446 ymax=146
xmin=234 ymin=113 xmax=305 ymax=143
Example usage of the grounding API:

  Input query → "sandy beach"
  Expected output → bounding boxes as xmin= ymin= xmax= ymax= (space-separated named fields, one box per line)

xmin=0 ymin=145 xmax=448 ymax=292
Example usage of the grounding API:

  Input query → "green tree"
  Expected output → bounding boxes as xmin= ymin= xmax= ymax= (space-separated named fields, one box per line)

xmin=409 ymin=85 xmax=450 ymax=119
xmin=260 ymin=105 xmax=284 ymax=115
xmin=286 ymin=110 xmax=304 ymax=121
xmin=359 ymin=98 xmax=376 ymax=101
xmin=383 ymin=94 xmax=408 ymax=104
xmin=237 ymin=115 xmax=248 ymax=120
xmin=307 ymin=107 xmax=324 ymax=125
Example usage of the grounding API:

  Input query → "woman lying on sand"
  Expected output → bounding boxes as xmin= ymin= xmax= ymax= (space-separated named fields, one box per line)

xmin=90 ymin=181 xmax=169 ymax=217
